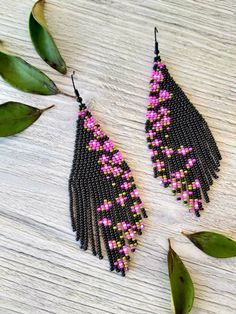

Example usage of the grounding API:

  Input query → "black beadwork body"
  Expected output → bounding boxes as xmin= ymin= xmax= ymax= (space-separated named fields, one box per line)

xmin=145 ymin=31 xmax=221 ymax=216
xmin=69 ymin=84 xmax=147 ymax=275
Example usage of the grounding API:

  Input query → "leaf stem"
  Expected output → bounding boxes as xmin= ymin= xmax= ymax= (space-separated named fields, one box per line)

xmin=41 ymin=104 xmax=55 ymax=112
xmin=60 ymin=91 xmax=76 ymax=99
xmin=168 ymin=238 xmax=172 ymax=250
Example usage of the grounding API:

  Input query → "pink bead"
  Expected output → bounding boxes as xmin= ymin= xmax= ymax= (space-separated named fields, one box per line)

xmin=99 ymin=154 xmax=110 ymax=163
xmin=157 ymin=62 xmax=165 ymax=68
xmin=148 ymin=96 xmax=159 ymax=107
xmin=78 ymin=108 xmax=88 ymax=117
xmin=152 ymin=138 xmax=162 ymax=147
xmin=172 ymin=182 xmax=177 ymax=189
xmin=93 ymin=127 xmax=104 ymax=138
xmin=153 ymin=121 xmax=162 ymax=131
xmin=149 ymin=149 xmax=155 ymax=157
xmin=99 ymin=200 xmax=112 ymax=211
xmin=99 ymin=218 xmax=112 ymax=226
xmin=151 ymin=70 xmax=164 ymax=82
xmin=88 ymin=139 xmax=100 ymax=151
xmin=101 ymin=164 xmax=112 ymax=173
xmin=195 ymin=179 xmax=201 ymax=188
xmin=182 ymin=191 xmax=188 ymax=199
xmin=159 ymin=106 xmax=168 ymax=115
xmin=146 ymin=130 xmax=156 ymax=139
xmin=112 ymin=152 xmax=123 ymax=164
xmin=121 ymin=181 xmax=131 ymax=190
xmin=84 ymin=116 xmax=97 ymax=130
xmin=103 ymin=139 xmax=114 ymax=152
xmin=130 ymin=189 xmax=139 ymax=198
xmin=122 ymin=171 xmax=132 ymax=179
xmin=159 ymin=90 xmax=170 ymax=100
xmin=146 ymin=110 xmax=158 ymax=120
xmin=150 ymin=82 xmax=160 ymax=92
xmin=116 ymin=195 xmax=127 ymax=205
xmin=111 ymin=166 xmax=122 ymax=176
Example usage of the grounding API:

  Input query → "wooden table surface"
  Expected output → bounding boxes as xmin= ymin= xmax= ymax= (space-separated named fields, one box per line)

xmin=0 ymin=0 xmax=235 ymax=313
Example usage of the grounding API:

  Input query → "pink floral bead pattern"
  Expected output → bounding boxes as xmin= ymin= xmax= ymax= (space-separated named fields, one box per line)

xmin=119 ymin=245 xmax=129 ymax=255
xmin=116 ymin=194 xmax=128 ymax=206
xmin=152 ymin=138 xmax=162 ymax=147
xmin=111 ymin=166 xmax=123 ymax=177
xmin=151 ymin=70 xmax=164 ymax=82
xmin=101 ymin=164 xmax=112 ymax=174
xmin=153 ymin=121 xmax=163 ymax=131
xmin=124 ymin=229 xmax=136 ymax=240
xmin=121 ymin=170 xmax=132 ymax=180
xmin=148 ymin=96 xmax=159 ymax=107
xmin=155 ymin=160 xmax=165 ymax=171
xmin=146 ymin=110 xmax=158 ymax=121
xmin=93 ymin=127 xmax=105 ymax=138
xmin=114 ymin=258 xmax=129 ymax=270
xmin=88 ymin=139 xmax=100 ymax=151
xmin=146 ymin=130 xmax=156 ymax=139
xmin=97 ymin=200 xmax=113 ymax=212
xmin=131 ymin=202 xmax=143 ymax=214
xmin=148 ymin=149 xmax=157 ymax=157
xmin=103 ymin=139 xmax=114 ymax=152
xmin=130 ymin=189 xmax=139 ymax=198
xmin=120 ymin=181 xmax=132 ymax=190
xmin=159 ymin=106 xmax=169 ymax=115
xmin=116 ymin=221 xmax=130 ymax=231
xmin=177 ymin=146 xmax=193 ymax=155
xmin=112 ymin=152 xmax=123 ymax=164
xmin=150 ymin=82 xmax=160 ymax=92
xmin=99 ymin=154 xmax=110 ymax=164
xmin=84 ymin=116 xmax=97 ymax=130
xmin=78 ymin=108 xmax=88 ymax=117
xmin=159 ymin=90 xmax=170 ymax=100
xmin=98 ymin=218 xmax=112 ymax=227
xmin=161 ymin=147 xmax=174 ymax=157
xmin=109 ymin=240 xmax=120 ymax=250
xmin=186 ymin=158 xmax=196 ymax=168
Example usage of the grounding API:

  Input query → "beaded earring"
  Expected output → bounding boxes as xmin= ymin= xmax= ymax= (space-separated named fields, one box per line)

xmin=146 ymin=28 xmax=221 ymax=217
xmin=69 ymin=74 xmax=147 ymax=276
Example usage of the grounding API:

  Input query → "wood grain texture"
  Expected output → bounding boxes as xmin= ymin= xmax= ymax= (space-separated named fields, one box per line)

xmin=0 ymin=0 xmax=236 ymax=313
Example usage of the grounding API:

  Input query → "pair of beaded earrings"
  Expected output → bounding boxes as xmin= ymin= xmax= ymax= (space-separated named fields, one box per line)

xmin=69 ymin=28 xmax=221 ymax=275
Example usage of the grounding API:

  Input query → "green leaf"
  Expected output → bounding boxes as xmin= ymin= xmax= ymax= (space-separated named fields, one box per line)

xmin=0 ymin=102 xmax=54 ymax=137
xmin=29 ymin=0 xmax=67 ymax=74
xmin=183 ymin=231 xmax=236 ymax=258
xmin=0 ymin=50 xmax=59 ymax=95
xmin=168 ymin=239 xmax=194 ymax=314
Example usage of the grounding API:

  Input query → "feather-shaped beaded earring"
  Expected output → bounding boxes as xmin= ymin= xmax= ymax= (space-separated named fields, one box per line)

xmin=146 ymin=28 xmax=221 ymax=217
xmin=69 ymin=74 xmax=147 ymax=276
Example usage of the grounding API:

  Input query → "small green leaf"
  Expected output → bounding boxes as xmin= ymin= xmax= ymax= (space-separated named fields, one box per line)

xmin=29 ymin=0 xmax=67 ymax=74
xmin=168 ymin=239 xmax=194 ymax=314
xmin=0 ymin=102 xmax=54 ymax=137
xmin=183 ymin=231 xmax=236 ymax=258
xmin=0 ymin=50 xmax=59 ymax=95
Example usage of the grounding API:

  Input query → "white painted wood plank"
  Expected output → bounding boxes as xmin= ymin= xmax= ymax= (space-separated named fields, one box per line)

xmin=0 ymin=0 xmax=235 ymax=313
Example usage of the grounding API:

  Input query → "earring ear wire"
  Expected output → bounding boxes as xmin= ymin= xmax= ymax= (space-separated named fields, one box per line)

xmin=154 ymin=27 xmax=159 ymax=55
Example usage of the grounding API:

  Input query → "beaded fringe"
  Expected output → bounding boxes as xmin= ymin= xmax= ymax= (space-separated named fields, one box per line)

xmin=146 ymin=33 xmax=221 ymax=217
xmin=69 ymin=92 xmax=147 ymax=275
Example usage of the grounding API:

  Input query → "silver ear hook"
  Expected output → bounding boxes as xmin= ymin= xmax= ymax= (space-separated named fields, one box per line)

xmin=71 ymin=71 xmax=81 ymax=101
